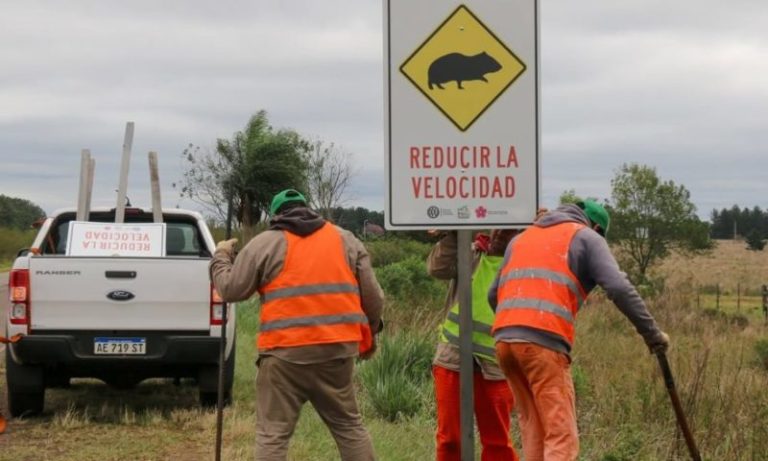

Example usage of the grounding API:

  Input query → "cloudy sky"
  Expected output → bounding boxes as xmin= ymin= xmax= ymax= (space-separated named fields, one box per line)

xmin=1 ymin=0 xmax=766 ymax=221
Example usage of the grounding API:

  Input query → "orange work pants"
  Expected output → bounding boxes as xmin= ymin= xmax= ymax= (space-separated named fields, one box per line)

xmin=433 ymin=365 xmax=519 ymax=461
xmin=495 ymin=342 xmax=578 ymax=461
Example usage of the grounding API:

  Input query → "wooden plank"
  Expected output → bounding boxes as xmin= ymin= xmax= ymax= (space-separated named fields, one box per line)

xmin=115 ymin=122 xmax=135 ymax=223
xmin=76 ymin=149 xmax=91 ymax=221
xmin=148 ymin=151 xmax=163 ymax=223
xmin=84 ymin=156 xmax=95 ymax=221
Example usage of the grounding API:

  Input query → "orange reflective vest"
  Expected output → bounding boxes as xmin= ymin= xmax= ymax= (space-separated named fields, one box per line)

xmin=492 ymin=222 xmax=588 ymax=347
xmin=257 ymin=223 xmax=372 ymax=354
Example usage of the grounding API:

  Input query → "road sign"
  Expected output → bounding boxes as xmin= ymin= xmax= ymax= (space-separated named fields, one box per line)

xmin=385 ymin=0 xmax=539 ymax=229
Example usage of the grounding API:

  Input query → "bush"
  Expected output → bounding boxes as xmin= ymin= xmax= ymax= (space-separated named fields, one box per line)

xmin=755 ymin=339 xmax=768 ymax=371
xmin=0 ymin=227 xmax=37 ymax=263
xmin=358 ymin=330 xmax=434 ymax=422
xmin=375 ymin=256 xmax=445 ymax=306
xmin=365 ymin=237 xmax=433 ymax=267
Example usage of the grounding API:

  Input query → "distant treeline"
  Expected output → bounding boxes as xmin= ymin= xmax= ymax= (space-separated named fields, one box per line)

xmin=711 ymin=205 xmax=768 ymax=239
xmin=0 ymin=194 xmax=45 ymax=230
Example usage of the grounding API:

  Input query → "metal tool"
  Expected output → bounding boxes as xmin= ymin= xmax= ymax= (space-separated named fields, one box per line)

xmin=655 ymin=349 xmax=702 ymax=461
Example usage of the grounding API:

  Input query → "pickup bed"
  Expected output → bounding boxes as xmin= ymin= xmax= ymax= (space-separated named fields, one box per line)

xmin=5 ymin=207 xmax=236 ymax=416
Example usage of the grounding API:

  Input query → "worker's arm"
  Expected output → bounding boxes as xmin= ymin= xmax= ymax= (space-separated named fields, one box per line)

xmin=339 ymin=228 xmax=384 ymax=332
xmin=426 ymin=231 xmax=458 ymax=280
xmin=209 ymin=231 xmax=285 ymax=302
xmin=579 ymin=231 xmax=667 ymax=348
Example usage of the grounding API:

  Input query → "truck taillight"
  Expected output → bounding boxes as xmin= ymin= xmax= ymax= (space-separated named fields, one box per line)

xmin=210 ymin=284 xmax=223 ymax=325
xmin=9 ymin=269 xmax=30 ymax=325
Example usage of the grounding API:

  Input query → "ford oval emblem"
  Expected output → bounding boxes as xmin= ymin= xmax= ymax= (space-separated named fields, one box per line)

xmin=107 ymin=290 xmax=135 ymax=301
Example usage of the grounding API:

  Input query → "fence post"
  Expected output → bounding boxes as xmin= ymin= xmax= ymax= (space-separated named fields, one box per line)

xmin=737 ymin=282 xmax=741 ymax=312
xmin=696 ymin=286 xmax=700 ymax=310
xmin=716 ymin=284 xmax=720 ymax=310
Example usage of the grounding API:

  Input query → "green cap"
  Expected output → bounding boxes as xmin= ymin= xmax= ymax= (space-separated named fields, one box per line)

xmin=270 ymin=189 xmax=307 ymax=216
xmin=578 ymin=199 xmax=610 ymax=236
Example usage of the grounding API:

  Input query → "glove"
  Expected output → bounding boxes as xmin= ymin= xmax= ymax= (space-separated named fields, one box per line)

xmin=215 ymin=238 xmax=238 ymax=256
xmin=646 ymin=330 xmax=670 ymax=354
xmin=359 ymin=337 xmax=377 ymax=361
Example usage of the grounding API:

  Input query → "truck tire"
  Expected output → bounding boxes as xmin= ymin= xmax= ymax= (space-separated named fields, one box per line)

xmin=6 ymin=347 xmax=45 ymax=417
xmin=198 ymin=336 xmax=236 ymax=408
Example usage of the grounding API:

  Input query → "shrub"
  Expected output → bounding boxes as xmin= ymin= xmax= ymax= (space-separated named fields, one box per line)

xmin=755 ymin=339 xmax=768 ymax=371
xmin=365 ymin=237 xmax=433 ymax=267
xmin=375 ymin=256 xmax=445 ymax=306
xmin=0 ymin=227 xmax=37 ymax=262
xmin=358 ymin=330 xmax=434 ymax=422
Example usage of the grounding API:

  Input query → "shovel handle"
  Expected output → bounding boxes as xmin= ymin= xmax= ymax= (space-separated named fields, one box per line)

xmin=655 ymin=350 xmax=702 ymax=461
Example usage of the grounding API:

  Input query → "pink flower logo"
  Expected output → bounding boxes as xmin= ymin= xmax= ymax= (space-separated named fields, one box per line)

xmin=475 ymin=206 xmax=487 ymax=218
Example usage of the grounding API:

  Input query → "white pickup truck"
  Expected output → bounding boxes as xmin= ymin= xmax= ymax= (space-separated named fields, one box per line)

xmin=4 ymin=207 xmax=236 ymax=416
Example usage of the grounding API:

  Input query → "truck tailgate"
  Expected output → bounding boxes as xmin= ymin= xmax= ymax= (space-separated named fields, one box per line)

xmin=29 ymin=257 xmax=211 ymax=331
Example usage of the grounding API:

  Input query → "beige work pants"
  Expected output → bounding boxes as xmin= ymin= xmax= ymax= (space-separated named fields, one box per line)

xmin=255 ymin=356 xmax=375 ymax=461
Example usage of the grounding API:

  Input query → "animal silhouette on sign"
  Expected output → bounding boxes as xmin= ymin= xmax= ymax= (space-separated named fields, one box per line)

xmin=428 ymin=52 xmax=502 ymax=90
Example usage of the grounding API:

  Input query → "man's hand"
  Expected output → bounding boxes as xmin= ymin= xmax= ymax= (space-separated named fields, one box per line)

xmin=647 ymin=330 xmax=670 ymax=354
xmin=215 ymin=238 xmax=238 ymax=256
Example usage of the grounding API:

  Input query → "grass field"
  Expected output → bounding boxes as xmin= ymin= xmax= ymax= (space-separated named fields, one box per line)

xmin=2 ymin=239 xmax=768 ymax=460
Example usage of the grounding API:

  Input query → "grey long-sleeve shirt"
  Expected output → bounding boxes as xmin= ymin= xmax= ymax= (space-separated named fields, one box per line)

xmin=488 ymin=204 xmax=665 ymax=357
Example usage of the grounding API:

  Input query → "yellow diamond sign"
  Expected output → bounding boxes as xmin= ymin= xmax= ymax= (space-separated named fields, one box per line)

xmin=400 ymin=5 xmax=526 ymax=132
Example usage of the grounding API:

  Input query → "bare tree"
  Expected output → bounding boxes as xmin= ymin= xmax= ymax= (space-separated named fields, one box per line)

xmin=307 ymin=141 xmax=356 ymax=220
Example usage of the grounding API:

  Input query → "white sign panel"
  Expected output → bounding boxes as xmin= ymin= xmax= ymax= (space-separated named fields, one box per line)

xmin=385 ymin=0 xmax=539 ymax=229
xmin=66 ymin=222 xmax=166 ymax=257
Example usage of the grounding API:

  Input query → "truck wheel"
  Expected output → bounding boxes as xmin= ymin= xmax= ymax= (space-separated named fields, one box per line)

xmin=5 ymin=347 xmax=45 ymax=417
xmin=8 ymin=391 xmax=44 ymax=417
xmin=198 ymin=337 xmax=236 ymax=408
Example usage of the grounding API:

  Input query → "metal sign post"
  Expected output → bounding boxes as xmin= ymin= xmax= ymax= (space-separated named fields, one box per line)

xmin=385 ymin=2 xmax=539 ymax=459
xmin=457 ymin=230 xmax=475 ymax=460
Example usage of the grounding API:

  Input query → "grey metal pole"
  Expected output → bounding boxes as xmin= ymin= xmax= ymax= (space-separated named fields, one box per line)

xmin=457 ymin=230 xmax=474 ymax=461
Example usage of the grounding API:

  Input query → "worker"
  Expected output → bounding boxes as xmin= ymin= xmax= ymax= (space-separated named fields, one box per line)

xmin=210 ymin=189 xmax=384 ymax=461
xmin=489 ymin=200 xmax=670 ymax=461
xmin=427 ymin=229 xmax=520 ymax=461
xmin=0 ymin=334 xmax=22 ymax=434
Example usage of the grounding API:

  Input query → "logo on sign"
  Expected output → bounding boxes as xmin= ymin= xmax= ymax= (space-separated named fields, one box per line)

xmin=427 ymin=206 xmax=441 ymax=219
xmin=458 ymin=206 xmax=470 ymax=219
xmin=475 ymin=206 xmax=488 ymax=218
xmin=400 ymin=5 xmax=526 ymax=131
xmin=107 ymin=290 xmax=135 ymax=301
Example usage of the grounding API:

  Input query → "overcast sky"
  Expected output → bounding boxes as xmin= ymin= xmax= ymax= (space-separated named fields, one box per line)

xmin=1 ymin=0 xmax=767 ymax=221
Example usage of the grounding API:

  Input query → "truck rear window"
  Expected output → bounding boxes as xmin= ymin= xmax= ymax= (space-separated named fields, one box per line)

xmin=41 ymin=212 xmax=211 ymax=257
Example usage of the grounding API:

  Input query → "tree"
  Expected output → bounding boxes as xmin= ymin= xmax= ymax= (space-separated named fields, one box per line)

xmin=0 ymin=195 xmax=45 ymax=230
xmin=746 ymin=229 xmax=766 ymax=251
xmin=306 ymin=141 xmax=356 ymax=221
xmin=175 ymin=110 xmax=311 ymax=234
xmin=609 ymin=163 xmax=711 ymax=284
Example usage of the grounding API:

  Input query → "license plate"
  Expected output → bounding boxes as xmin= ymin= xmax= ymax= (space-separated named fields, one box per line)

xmin=94 ymin=337 xmax=146 ymax=355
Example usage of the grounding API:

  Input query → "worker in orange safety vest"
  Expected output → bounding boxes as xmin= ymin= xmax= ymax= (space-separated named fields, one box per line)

xmin=1 ymin=334 xmax=22 ymax=434
xmin=488 ymin=200 xmax=670 ymax=461
xmin=210 ymin=189 xmax=384 ymax=461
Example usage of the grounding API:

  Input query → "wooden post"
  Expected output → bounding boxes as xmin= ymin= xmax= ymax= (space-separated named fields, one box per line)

xmin=716 ymin=284 xmax=720 ymax=310
xmin=148 ymin=152 xmax=162 ymax=223
xmin=737 ymin=283 xmax=741 ymax=312
xmin=115 ymin=122 xmax=135 ymax=223
xmin=85 ymin=156 xmax=95 ymax=221
xmin=457 ymin=230 xmax=474 ymax=461
xmin=76 ymin=149 xmax=91 ymax=221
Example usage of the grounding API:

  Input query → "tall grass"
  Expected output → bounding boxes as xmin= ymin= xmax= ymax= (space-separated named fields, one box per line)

xmin=357 ymin=330 xmax=435 ymax=422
